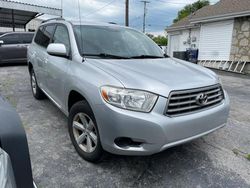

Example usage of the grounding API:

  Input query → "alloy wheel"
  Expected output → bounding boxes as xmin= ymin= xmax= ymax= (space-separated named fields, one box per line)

xmin=31 ymin=72 xmax=37 ymax=95
xmin=72 ymin=113 xmax=98 ymax=153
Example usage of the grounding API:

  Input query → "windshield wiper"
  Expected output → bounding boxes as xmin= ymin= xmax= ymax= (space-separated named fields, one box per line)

xmin=83 ymin=53 xmax=131 ymax=59
xmin=129 ymin=55 xmax=164 ymax=59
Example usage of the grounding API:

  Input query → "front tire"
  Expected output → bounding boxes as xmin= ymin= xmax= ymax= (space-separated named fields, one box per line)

xmin=30 ymin=69 xmax=45 ymax=100
xmin=68 ymin=101 xmax=103 ymax=162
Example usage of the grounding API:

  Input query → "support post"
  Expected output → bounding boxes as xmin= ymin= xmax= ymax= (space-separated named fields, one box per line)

xmin=125 ymin=0 xmax=129 ymax=26
xmin=141 ymin=1 xmax=150 ymax=33
xmin=12 ymin=9 xmax=15 ymax=32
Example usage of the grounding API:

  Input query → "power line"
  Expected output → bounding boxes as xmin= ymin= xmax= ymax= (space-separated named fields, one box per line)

xmin=83 ymin=0 xmax=117 ymax=18
xmin=130 ymin=15 xmax=143 ymax=23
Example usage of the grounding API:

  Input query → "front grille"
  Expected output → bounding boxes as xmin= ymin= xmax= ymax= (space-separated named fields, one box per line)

xmin=165 ymin=84 xmax=224 ymax=116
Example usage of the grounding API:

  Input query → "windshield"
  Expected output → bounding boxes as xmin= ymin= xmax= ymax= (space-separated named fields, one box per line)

xmin=73 ymin=25 xmax=164 ymax=59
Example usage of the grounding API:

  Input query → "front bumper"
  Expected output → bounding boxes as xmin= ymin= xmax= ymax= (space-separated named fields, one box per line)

xmin=94 ymin=91 xmax=230 ymax=155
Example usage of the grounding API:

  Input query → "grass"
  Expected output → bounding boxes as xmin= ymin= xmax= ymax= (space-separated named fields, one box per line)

xmin=232 ymin=148 xmax=250 ymax=161
xmin=246 ymin=154 xmax=250 ymax=161
xmin=5 ymin=95 xmax=17 ymax=108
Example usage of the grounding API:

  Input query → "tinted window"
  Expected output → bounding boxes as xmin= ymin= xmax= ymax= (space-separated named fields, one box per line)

xmin=0 ymin=33 xmax=20 ymax=45
xmin=52 ymin=25 xmax=70 ymax=53
xmin=74 ymin=25 xmax=163 ymax=58
xmin=34 ymin=25 xmax=55 ymax=48
xmin=21 ymin=33 xmax=34 ymax=44
xmin=34 ymin=26 xmax=44 ymax=46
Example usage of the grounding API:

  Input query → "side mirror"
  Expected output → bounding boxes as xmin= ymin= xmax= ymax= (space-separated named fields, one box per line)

xmin=0 ymin=40 xmax=4 ymax=46
xmin=47 ymin=43 xmax=68 ymax=58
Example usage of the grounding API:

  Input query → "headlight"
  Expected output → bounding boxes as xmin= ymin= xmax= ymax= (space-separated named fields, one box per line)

xmin=101 ymin=86 xmax=158 ymax=112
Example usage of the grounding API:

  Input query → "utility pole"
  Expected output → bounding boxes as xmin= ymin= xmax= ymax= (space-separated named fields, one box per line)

xmin=61 ymin=0 xmax=63 ymax=18
xmin=125 ymin=0 xmax=129 ymax=26
xmin=141 ymin=1 xmax=150 ymax=33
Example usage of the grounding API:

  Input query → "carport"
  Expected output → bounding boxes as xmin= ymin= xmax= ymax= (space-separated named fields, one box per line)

xmin=0 ymin=0 xmax=62 ymax=31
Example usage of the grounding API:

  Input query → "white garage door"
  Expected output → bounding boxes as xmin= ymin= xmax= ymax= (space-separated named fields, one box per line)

xmin=169 ymin=34 xmax=180 ymax=57
xmin=198 ymin=20 xmax=234 ymax=61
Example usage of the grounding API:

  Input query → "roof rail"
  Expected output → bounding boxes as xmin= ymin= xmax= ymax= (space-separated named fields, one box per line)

xmin=42 ymin=17 xmax=65 ymax=23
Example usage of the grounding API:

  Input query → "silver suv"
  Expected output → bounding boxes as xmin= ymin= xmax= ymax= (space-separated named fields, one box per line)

xmin=27 ymin=18 xmax=230 ymax=162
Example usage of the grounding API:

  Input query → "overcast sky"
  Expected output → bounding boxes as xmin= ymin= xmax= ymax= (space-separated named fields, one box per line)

xmin=17 ymin=0 xmax=219 ymax=35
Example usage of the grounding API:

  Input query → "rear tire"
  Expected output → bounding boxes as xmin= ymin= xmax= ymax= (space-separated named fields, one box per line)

xmin=30 ymin=69 xmax=45 ymax=100
xmin=68 ymin=101 xmax=103 ymax=162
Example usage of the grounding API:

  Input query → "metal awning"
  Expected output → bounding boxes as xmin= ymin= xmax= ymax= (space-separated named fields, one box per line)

xmin=0 ymin=0 xmax=62 ymax=30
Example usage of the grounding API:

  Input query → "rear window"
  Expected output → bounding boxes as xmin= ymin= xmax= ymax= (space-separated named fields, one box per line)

xmin=34 ymin=25 xmax=55 ymax=48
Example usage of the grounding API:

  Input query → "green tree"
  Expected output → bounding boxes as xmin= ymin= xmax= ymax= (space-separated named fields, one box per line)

xmin=152 ymin=36 xmax=168 ymax=46
xmin=146 ymin=33 xmax=168 ymax=46
xmin=173 ymin=0 xmax=210 ymax=23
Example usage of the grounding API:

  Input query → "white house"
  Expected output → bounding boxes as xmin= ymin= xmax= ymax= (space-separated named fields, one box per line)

xmin=166 ymin=0 xmax=250 ymax=73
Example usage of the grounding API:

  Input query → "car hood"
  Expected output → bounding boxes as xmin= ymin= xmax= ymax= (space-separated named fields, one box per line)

xmin=89 ymin=58 xmax=219 ymax=97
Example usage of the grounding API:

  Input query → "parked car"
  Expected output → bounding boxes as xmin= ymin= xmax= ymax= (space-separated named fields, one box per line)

xmin=27 ymin=18 xmax=230 ymax=162
xmin=0 ymin=95 xmax=35 ymax=188
xmin=0 ymin=32 xmax=7 ymax=36
xmin=0 ymin=32 xmax=34 ymax=65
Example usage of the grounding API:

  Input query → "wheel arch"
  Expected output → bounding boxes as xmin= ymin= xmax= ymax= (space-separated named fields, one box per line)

xmin=68 ymin=90 xmax=88 ymax=112
xmin=28 ymin=62 xmax=33 ymax=75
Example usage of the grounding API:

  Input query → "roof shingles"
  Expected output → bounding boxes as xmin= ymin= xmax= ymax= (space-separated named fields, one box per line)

xmin=167 ymin=0 xmax=250 ymax=31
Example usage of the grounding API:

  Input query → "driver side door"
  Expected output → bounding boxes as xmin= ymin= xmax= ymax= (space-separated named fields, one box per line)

xmin=45 ymin=24 xmax=71 ymax=109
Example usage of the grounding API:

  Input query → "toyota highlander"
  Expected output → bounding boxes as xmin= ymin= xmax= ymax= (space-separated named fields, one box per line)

xmin=27 ymin=18 xmax=230 ymax=162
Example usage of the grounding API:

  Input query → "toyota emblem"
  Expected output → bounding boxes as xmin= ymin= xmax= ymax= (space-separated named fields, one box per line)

xmin=196 ymin=93 xmax=208 ymax=106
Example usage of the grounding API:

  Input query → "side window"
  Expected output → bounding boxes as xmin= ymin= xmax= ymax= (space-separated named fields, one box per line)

xmin=52 ymin=25 xmax=70 ymax=54
xmin=21 ymin=33 xmax=34 ymax=44
xmin=34 ymin=26 xmax=44 ymax=46
xmin=0 ymin=33 xmax=20 ymax=45
xmin=34 ymin=25 xmax=55 ymax=48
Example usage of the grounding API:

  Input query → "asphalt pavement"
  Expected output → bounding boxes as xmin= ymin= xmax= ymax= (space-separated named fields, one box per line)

xmin=0 ymin=66 xmax=249 ymax=188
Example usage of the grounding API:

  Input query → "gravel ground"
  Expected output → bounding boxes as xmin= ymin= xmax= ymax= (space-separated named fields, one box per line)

xmin=0 ymin=65 xmax=249 ymax=188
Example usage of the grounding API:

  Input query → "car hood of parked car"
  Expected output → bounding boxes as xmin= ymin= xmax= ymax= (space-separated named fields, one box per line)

xmin=89 ymin=57 xmax=219 ymax=97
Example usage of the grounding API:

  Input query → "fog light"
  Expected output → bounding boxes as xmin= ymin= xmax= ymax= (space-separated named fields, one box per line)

xmin=114 ymin=137 xmax=143 ymax=148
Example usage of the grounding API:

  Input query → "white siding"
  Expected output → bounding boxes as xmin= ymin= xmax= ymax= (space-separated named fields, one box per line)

xmin=168 ymin=28 xmax=200 ymax=57
xmin=179 ymin=30 xmax=189 ymax=51
xmin=198 ymin=20 xmax=234 ymax=61
xmin=191 ymin=28 xmax=200 ymax=48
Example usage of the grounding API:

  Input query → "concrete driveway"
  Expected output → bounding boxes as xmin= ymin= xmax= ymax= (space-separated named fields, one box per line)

xmin=0 ymin=65 xmax=249 ymax=188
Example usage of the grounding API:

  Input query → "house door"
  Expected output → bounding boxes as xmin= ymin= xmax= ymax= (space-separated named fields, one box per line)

xmin=169 ymin=34 xmax=180 ymax=57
